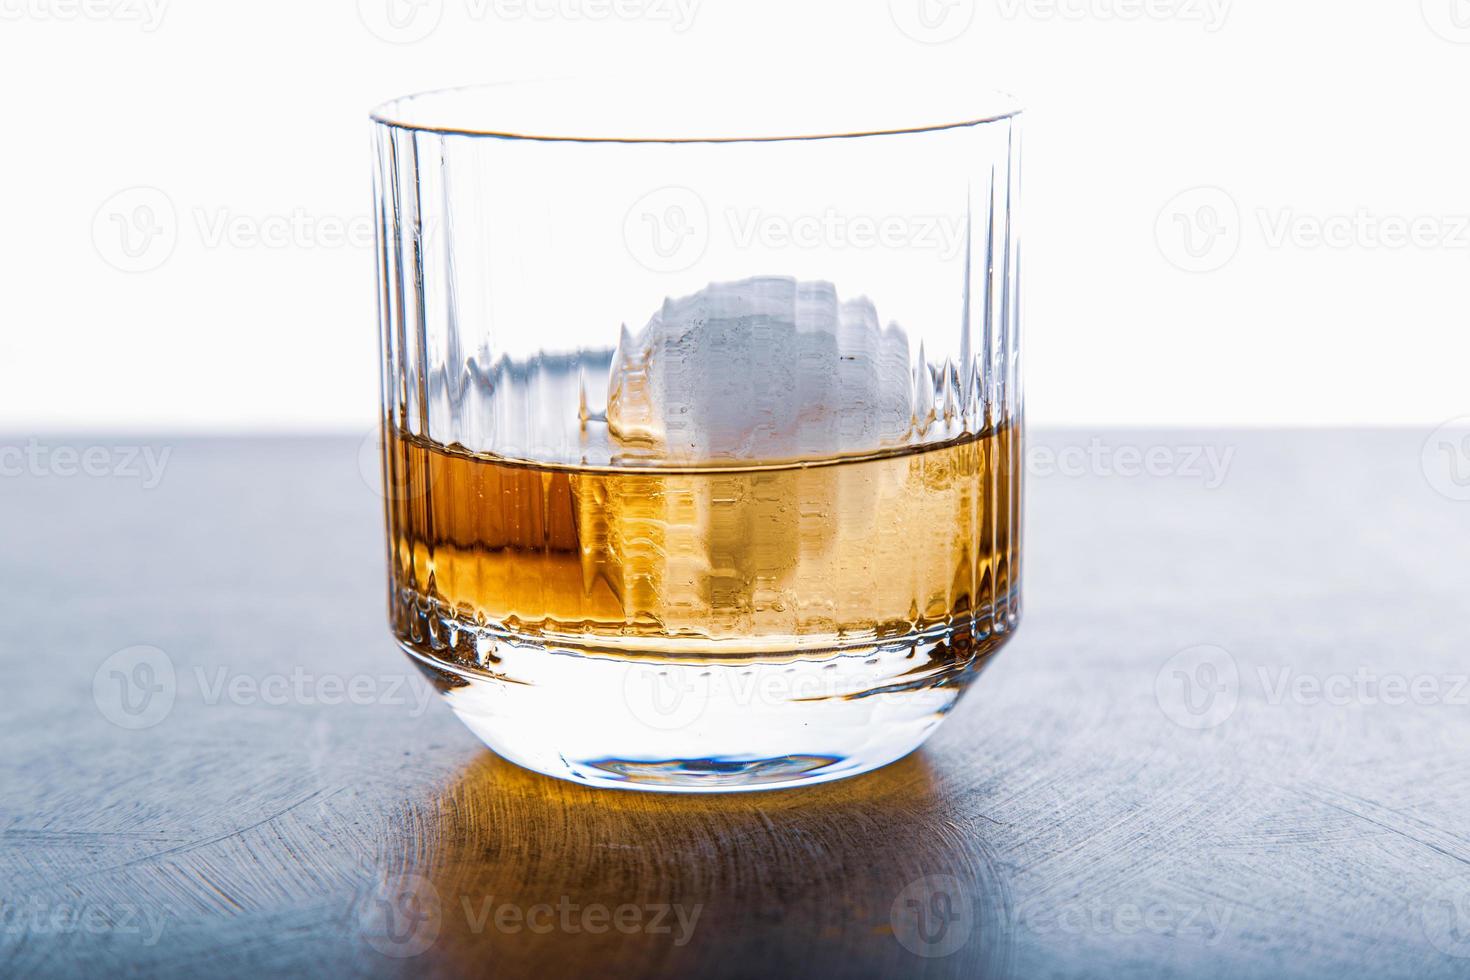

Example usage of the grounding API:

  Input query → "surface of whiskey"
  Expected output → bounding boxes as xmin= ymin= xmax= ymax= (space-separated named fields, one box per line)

xmin=385 ymin=424 xmax=1020 ymax=662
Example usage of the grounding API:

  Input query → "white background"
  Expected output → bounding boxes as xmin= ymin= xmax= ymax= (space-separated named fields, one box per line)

xmin=2 ymin=0 xmax=1467 ymax=432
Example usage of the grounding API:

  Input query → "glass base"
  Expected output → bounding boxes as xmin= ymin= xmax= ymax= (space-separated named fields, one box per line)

xmin=399 ymin=611 xmax=1016 ymax=793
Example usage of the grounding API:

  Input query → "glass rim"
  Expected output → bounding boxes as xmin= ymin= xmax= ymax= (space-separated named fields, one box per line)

xmin=370 ymin=80 xmax=1023 ymax=144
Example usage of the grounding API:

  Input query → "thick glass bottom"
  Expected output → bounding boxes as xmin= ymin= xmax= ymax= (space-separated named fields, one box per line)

xmin=398 ymin=598 xmax=1018 ymax=793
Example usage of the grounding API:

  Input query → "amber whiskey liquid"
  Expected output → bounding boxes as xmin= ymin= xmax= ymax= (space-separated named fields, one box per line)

xmin=385 ymin=424 xmax=1019 ymax=665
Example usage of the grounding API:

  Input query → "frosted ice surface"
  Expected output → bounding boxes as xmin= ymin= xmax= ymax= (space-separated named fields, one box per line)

xmin=606 ymin=277 xmax=916 ymax=463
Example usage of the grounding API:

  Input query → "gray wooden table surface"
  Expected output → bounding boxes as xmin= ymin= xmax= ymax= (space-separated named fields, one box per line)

xmin=3 ymin=429 xmax=1469 ymax=979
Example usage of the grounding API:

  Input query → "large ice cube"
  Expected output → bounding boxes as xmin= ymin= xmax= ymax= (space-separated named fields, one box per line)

xmin=606 ymin=277 xmax=917 ymax=463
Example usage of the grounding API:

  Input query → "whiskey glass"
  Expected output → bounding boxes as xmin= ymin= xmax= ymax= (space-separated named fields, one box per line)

xmin=371 ymin=81 xmax=1023 ymax=792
